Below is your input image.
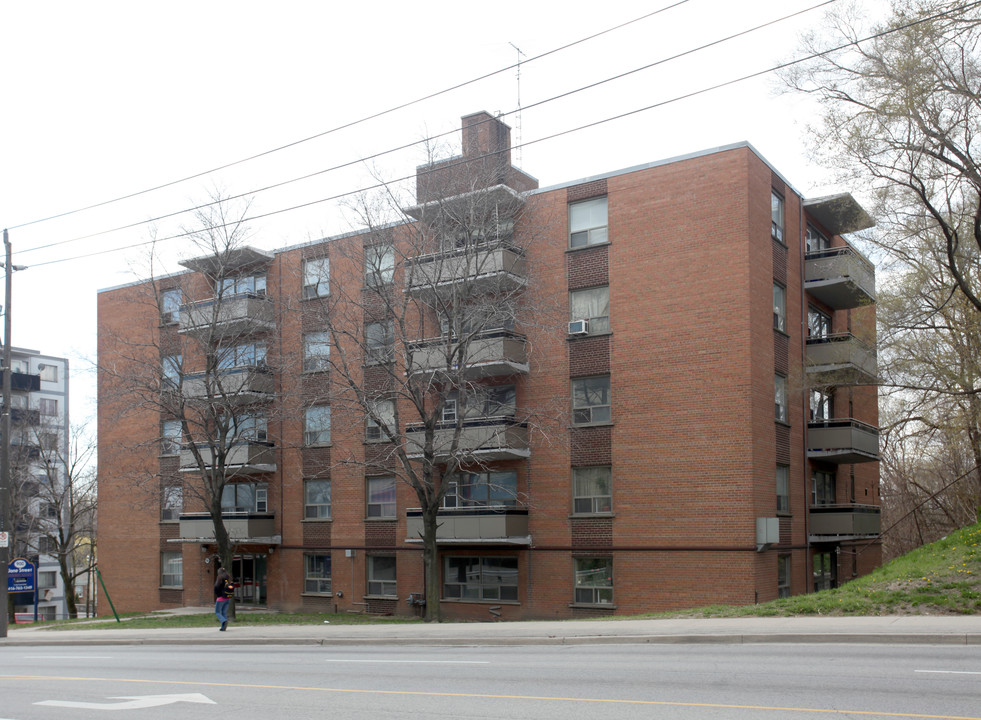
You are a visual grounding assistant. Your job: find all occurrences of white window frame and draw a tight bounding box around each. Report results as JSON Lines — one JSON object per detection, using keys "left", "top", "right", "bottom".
{"left": 778, "top": 555, "right": 791, "bottom": 598}
{"left": 569, "top": 197, "right": 609, "bottom": 248}
{"left": 162, "top": 484, "right": 183, "bottom": 521}
{"left": 574, "top": 557, "right": 613, "bottom": 605}
{"left": 775, "top": 374, "right": 788, "bottom": 423}
{"left": 771, "top": 191, "right": 785, "bottom": 243}
{"left": 776, "top": 464, "right": 789, "bottom": 514}
{"left": 366, "top": 399, "right": 395, "bottom": 442}
{"left": 303, "top": 332, "right": 330, "bottom": 372}
{"left": 367, "top": 476, "right": 396, "bottom": 518}
{"left": 161, "top": 551, "right": 183, "bottom": 588}
{"left": 302, "top": 257, "right": 330, "bottom": 299}
{"left": 572, "top": 376, "right": 611, "bottom": 425}
{"left": 570, "top": 286, "right": 610, "bottom": 334}
{"left": 367, "top": 555, "right": 397, "bottom": 596}
{"left": 773, "top": 283, "right": 786, "bottom": 333}
{"left": 365, "top": 320, "right": 394, "bottom": 363}
{"left": 573, "top": 466, "right": 612, "bottom": 514}
{"left": 304, "top": 479, "right": 331, "bottom": 519}
{"left": 304, "top": 406, "right": 331, "bottom": 446}
{"left": 160, "top": 288, "right": 182, "bottom": 324}
{"left": 304, "top": 553, "right": 332, "bottom": 594}
{"left": 364, "top": 244, "right": 395, "bottom": 287}
{"left": 443, "top": 556, "right": 518, "bottom": 601}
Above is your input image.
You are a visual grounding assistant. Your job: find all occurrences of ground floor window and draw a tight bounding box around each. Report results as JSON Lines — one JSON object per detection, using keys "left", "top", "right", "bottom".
{"left": 574, "top": 557, "right": 613, "bottom": 605}
{"left": 813, "top": 551, "right": 835, "bottom": 592}
{"left": 305, "top": 554, "right": 331, "bottom": 594}
{"left": 160, "top": 551, "right": 182, "bottom": 588}
{"left": 777, "top": 555, "right": 791, "bottom": 598}
{"left": 443, "top": 556, "right": 518, "bottom": 601}
{"left": 367, "top": 555, "right": 396, "bottom": 596}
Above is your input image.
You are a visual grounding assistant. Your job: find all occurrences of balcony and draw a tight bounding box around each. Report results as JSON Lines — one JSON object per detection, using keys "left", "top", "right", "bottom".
{"left": 183, "top": 367, "right": 274, "bottom": 404}
{"left": 805, "top": 247, "right": 876, "bottom": 309}
{"left": 405, "top": 506, "right": 530, "bottom": 545}
{"left": 179, "top": 293, "right": 274, "bottom": 338}
{"left": 0, "top": 370, "right": 41, "bottom": 393}
{"left": 806, "top": 333, "right": 877, "bottom": 386}
{"left": 408, "top": 330, "right": 528, "bottom": 378}
{"left": 180, "top": 441, "right": 276, "bottom": 475}
{"left": 404, "top": 417, "right": 529, "bottom": 461}
{"left": 178, "top": 512, "right": 279, "bottom": 543}
{"left": 807, "top": 419, "right": 879, "bottom": 463}
{"left": 809, "top": 504, "right": 881, "bottom": 542}
{"left": 405, "top": 243, "right": 527, "bottom": 297}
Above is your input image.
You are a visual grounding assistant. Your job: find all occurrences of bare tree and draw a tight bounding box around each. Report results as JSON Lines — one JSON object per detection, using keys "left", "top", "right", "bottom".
{"left": 99, "top": 194, "right": 285, "bottom": 616}
{"left": 306, "top": 134, "right": 560, "bottom": 621}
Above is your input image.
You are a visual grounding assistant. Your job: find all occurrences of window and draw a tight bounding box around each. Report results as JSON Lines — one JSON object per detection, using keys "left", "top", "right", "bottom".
{"left": 808, "top": 306, "right": 832, "bottom": 339}
{"left": 39, "top": 432, "right": 59, "bottom": 451}
{"left": 806, "top": 224, "right": 830, "bottom": 254}
{"left": 441, "top": 398, "right": 458, "bottom": 423}
{"left": 367, "top": 555, "right": 396, "bottom": 596}
{"left": 303, "top": 257, "right": 329, "bottom": 299}
{"left": 570, "top": 286, "right": 610, "bottom": 334}
{"left": 232, "top": 413, "right": 268, "bottom": 442}
{"left": 366, "top": 399, "right": 395, "bottom": 442}
{"left": 161, "top": 551, "right": 183, "bottom": 587}
{"left": 221, "top": 482, "right": 268, "bottom": 513}
{"left": 572, "top": 376, "right": 611, "bottom": 425}
{"left": 777, "top": 555, "right": 791, "bottom": 598}
{"left": 443, "top": 556, "right": 518, "bottom": 601}
{"left": 38, "top": 571, "right": 57, "bottom": 589}
{"left": 812, "top": 470, "right": 835, "bottom": 506}
{"left": 364, "top": 244, "right": 395, "bottom": 287}
{"left": 773, "top": 283, "right": 786, "bottom": 332}
{"left": 813, "top": 551, "right": 834, "bottom": 592}
{"left": 809, "top": 389, "right": 833, "bottom": 422}
{"left": 304, "top": 554, "right": 332, "bottom": 594}
{"left": 161, "top": 355, "right": 181, "bottom": 389}
{"left": 217, "top": 343, "right": 266, "bottom": 370}
{"left": 161, "top": 288, "right": 182, "bottom": 324}
{"left": 444, "top": 471, "right": 517, "bottom": 508}
{"left": 38, "top": 363, "right": 58, "bottom": 383}
{"left": 39, "top": 398, "right": 58, "bottom": 416}
{"left": 573, "top": 466, "right": 612, "bottom": 514}
{"left": 774, "top": 374, "right": 787, "bottom": 423}
{"left": 303, "top": 332, "right": 330, "bottom": 372}
{"left": 304, "top": 479, "right": 331, "bottom": 519}
{"left": 162, "top": 485, "right": 183, "bottom": 521}
{"left": 367, "top": 476, "right": 396, "bottom": 518}
{"left": 771, "top": 191, "right": 784, "bottom": 243}
{"left": 475, "top": 385, "right": 515, "bottom": 418}
{"left": 366, "top": 320, "right": 394, "bottom": 363}
{"left": 441, "top": 304, "right": 514, "bottom": 337}
{"left": 569, "top": 197, "right": 609, "bottom": 248}
{"left": 219, "top": 273, "right": 265, "bottom": 297}
{"left": 776, "top": 464, "right": 789, "bottom": 514}
{"left": 574, "top": 557, "right": 613, "bottom": 605}
{"left": 304, "top": 406, "right": 331, "bottom": 446}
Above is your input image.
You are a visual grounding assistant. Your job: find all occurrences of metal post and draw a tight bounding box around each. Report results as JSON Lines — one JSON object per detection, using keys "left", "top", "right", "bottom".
{"left": 1, "top": 229, "right": 13, "bottom": 638}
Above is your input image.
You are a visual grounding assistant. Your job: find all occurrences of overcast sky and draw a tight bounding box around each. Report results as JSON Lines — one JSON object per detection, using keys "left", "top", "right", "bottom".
{"left": 0, "top": 0, "right": 874, "bottom": 431}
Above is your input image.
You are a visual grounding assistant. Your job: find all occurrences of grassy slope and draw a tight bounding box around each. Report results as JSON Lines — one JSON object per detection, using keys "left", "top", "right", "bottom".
{"left": 655, "top": 520, "right": 981, "bottom": 618}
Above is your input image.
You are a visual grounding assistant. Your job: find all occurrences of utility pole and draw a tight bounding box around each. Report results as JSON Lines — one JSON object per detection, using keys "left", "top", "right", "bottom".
{"left": 1, "top": 229, "right": 13, "bottom": 638}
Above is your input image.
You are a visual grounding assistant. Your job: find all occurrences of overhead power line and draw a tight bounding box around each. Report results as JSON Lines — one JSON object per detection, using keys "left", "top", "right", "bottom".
{"left": 20, "top": 0, "right": 838, "bottom": 257}
{"left": 5, "top": 0, "right": 692, "bottom": 232}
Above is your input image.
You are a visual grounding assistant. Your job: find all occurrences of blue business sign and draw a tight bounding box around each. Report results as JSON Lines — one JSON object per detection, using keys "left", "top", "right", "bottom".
{"left": 8, "top": 558, "right": 36, "bottom": 594}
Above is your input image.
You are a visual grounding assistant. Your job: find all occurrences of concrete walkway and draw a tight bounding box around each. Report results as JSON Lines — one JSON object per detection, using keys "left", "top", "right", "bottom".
{"left": 3, "top": 613, "right": 981, "bottom": 647}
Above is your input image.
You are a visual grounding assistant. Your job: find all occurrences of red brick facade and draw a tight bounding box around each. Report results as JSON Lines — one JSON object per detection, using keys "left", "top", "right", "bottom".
{"left": 96, "top": 112, "right": 880, "bottom": 618}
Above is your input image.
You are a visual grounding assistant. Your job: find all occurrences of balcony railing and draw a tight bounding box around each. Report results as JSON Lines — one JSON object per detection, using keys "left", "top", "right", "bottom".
{"left": 180, "top": 441, "right": 276, "bottom": 475}
{"left": 806, "top": 333, "right": 877, "bottom": 386}
{"left": 179, "top": 293, "right": 274, "bottom": 338}
{"left": 178, "top": 512, "right": 278, "bottom": 542}
{"left": 407, "top": 330, "right": 528, "bottom": 378}
{"left": 404, "top": 417, "right": 529, "bottom": 461}
{"left": 405, "top": 506, "right": 530, "bottom": 545}
{"left": 807, "top": 419, "right": 879, "bottom": 463}
{"left": 405, "top": 243, "right": 527, "bottom": 296}
{"left": 805, "top": 247, "right": 876, "bottom": 309}
{"left": 183, "top": 367, "right": 274, "bottom": 403}
{"left": 0, "top": 370, "right": 41, "bottom": 393}
{"left": 809, "top": 504, "right": 881, "bottom": 541}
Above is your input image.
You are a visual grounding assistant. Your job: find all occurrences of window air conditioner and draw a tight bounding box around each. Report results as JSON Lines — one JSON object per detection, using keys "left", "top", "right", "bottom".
{"left": 568, "top": 319, "right": 589, "bottom": 335}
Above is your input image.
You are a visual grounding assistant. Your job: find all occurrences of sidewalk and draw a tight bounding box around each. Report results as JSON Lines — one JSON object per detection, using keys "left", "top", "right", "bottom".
{"left": 3, "top": 614, "right": 981, "bottom": 647}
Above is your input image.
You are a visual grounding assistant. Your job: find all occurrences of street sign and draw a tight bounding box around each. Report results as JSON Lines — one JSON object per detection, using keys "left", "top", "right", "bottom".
{"left": 0, "top": 531, "right": 8, "bottom": 548}
{"left": 7, "top": 557, "right": 35, "bottom": 593}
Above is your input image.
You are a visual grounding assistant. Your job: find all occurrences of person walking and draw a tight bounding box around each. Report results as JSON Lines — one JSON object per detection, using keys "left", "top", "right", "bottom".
{"left": 214, "top": 567, "right": 233, "bottom": 631}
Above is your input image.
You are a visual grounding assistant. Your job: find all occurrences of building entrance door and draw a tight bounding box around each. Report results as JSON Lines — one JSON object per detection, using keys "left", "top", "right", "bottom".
{"left": 232, "top": 554, "right": 267, "bottom": 605}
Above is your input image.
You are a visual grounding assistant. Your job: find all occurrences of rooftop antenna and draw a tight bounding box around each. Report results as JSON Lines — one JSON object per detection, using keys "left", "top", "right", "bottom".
{"left": 509, "top": 42, "right": 526, "bottom": 167}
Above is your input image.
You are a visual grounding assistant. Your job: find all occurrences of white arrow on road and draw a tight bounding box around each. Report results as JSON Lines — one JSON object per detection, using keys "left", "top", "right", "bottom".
{"left": 36, "top": 693, "right": 216, "bottom": 710}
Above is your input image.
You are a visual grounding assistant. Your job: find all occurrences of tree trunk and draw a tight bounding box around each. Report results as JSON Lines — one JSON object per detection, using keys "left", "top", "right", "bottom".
{"left": 422, "top": 505, "right": 441, "bottom": 623}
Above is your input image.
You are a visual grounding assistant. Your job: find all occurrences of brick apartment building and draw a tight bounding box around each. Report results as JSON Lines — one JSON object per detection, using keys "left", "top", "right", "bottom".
{"left": 96, "top": 111, "right": 880, "bottom": 620}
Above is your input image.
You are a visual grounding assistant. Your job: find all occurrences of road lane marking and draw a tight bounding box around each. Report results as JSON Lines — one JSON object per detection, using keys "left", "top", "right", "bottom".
{"left": 3, "top": 674, "right": 980, "bottom": 720}
{"left": 323, "top": 659, "right": 489, "bottom": 664}
{"left": 916, "top": 670, "right": 981, "bottom": 676}
{"left": 24, "top": 656, "right": 112, "bottom": 660}
{"left": 37, "top": 693, "right": 215, "bottom": 710}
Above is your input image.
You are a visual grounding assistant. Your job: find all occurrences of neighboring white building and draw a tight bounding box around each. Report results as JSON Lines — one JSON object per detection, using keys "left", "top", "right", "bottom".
{"left": 3, "top": 346, "right": 71, "bottom": 621}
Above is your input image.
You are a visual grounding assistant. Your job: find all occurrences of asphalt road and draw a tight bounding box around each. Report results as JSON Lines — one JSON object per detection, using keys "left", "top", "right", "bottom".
{"left": 2, "top": 642, "right": 980, "bottom": 720}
